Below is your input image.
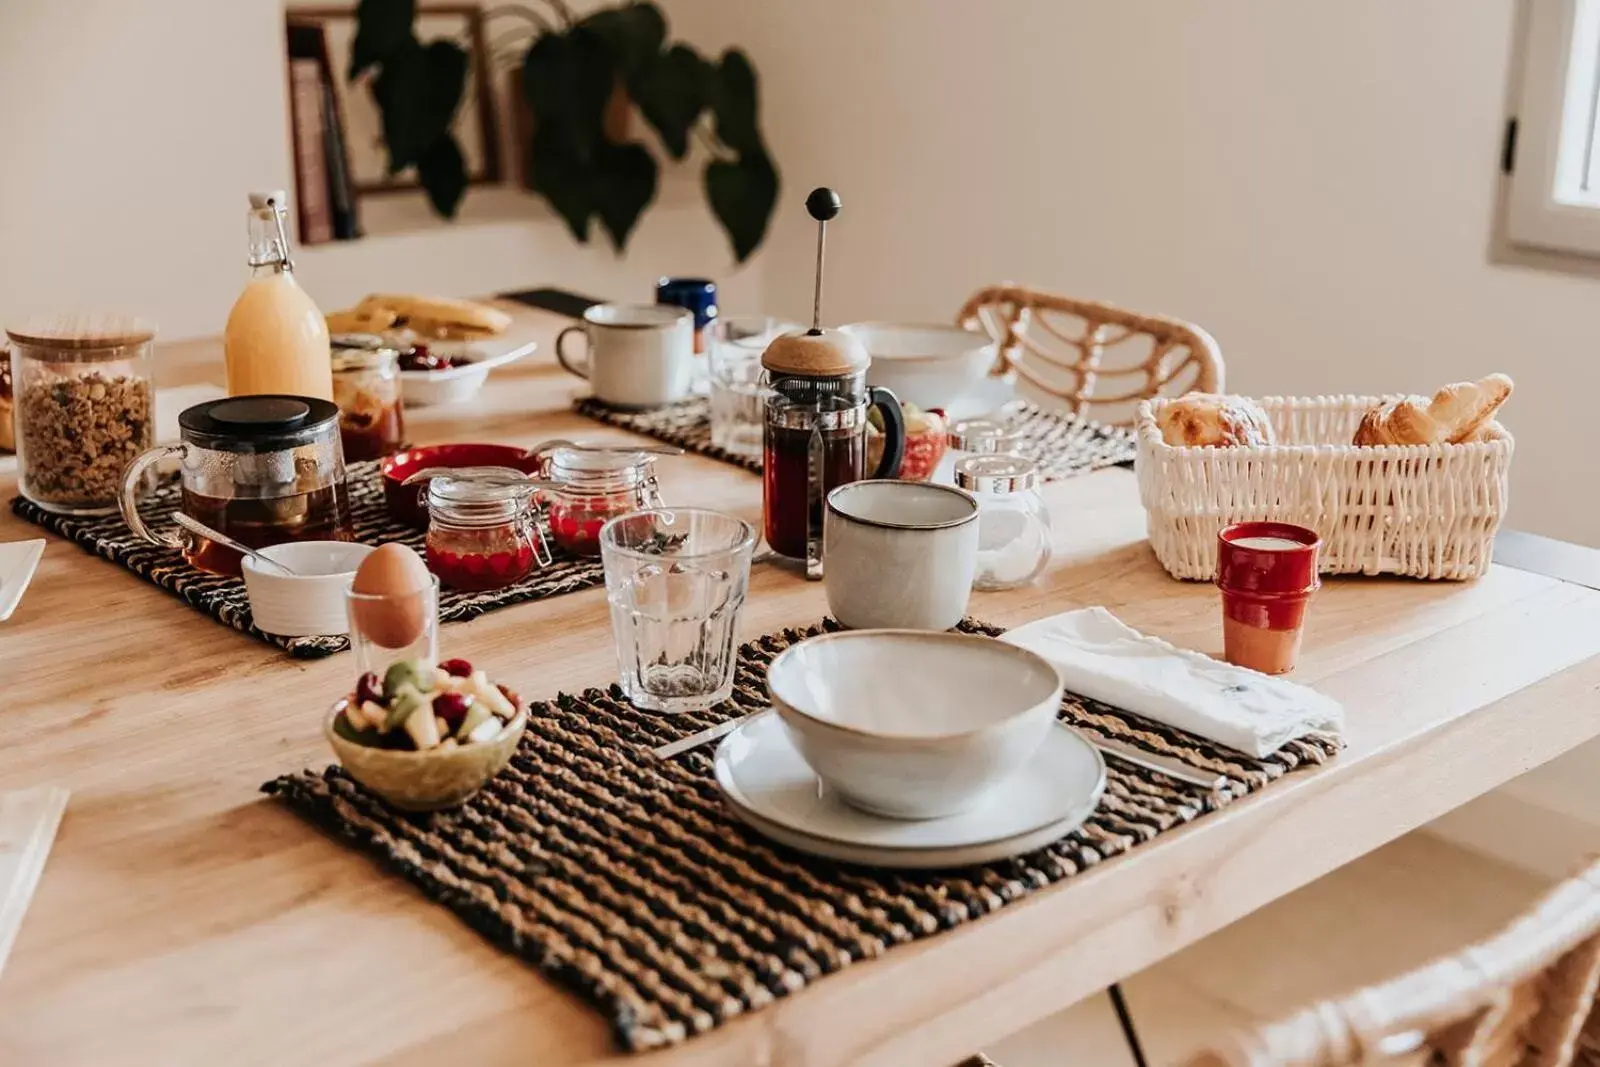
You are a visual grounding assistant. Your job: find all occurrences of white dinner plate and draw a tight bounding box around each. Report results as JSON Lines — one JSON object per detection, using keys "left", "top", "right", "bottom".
{"left": 0, "top": 539, "right": 45, "bottom": 622}
{"left": 714, "top": 712, "right": 1105, "bottom": 868}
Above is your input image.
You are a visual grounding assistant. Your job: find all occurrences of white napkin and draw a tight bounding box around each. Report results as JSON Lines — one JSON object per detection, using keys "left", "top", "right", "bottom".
{"left": 1001, "top": 607, "right": 1343, "bottom": 757}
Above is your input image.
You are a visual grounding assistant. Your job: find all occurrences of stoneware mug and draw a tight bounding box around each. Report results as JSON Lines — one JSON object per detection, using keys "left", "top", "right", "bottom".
{"left": 555, "top": 303, "right": 694, "bottom": 409}
{"left": 823, "top": 480, "right": 980, "bottom": 630}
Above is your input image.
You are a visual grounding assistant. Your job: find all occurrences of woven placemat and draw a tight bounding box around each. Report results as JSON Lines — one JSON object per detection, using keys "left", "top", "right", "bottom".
{"left": 10, "top": 461, "right": 604, "bottom": 658}
{"left": 265, "top": 618, "right": 1340, "bottom": 1052}
{"left": 575, "top": 396, "right": 1138, "bottom": 481}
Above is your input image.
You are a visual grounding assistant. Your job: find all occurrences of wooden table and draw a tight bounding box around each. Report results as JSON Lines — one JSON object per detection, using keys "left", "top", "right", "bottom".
{"left": 3, "top": 305, "right": 1599, "bottom": 1067}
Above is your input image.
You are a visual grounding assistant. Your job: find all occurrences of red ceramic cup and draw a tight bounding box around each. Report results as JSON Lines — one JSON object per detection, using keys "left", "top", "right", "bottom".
{"left": 1216, "top": 521, "right": 1321, "bottom": 675}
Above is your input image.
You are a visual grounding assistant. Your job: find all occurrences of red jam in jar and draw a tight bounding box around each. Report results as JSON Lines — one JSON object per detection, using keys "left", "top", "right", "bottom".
{"left": 537, "top": 446, "right": 664, "bottom": 557}
{"left": 422, "top": 470, "right": 547, "bottom": 591}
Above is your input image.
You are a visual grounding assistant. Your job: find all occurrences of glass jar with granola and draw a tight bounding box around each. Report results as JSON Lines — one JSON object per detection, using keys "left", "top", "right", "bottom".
{"left": 8, "top": 315, "right": 155, "bottom": 515}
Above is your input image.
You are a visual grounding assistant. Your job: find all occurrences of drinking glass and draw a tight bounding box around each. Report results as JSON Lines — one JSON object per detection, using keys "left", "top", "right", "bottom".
{"left": 708, "top": 316, "right": 792, "bottom": 457}
{"left": 600, "top": 508, "right": 756, "bottom": 713}
{"left": 345, "top": 574, "right": 440, "bottom": 675}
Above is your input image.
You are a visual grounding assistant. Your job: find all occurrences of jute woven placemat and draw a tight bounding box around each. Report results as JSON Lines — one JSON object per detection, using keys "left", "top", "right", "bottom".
{"left": 11, "top": 461, "right": 605, "bottom": 658}
{"left": 265, "top": 618, "right": 1340, "bottom": 1052}
{"left": 573, "top": 397, "right": 1138, "bottom": 481}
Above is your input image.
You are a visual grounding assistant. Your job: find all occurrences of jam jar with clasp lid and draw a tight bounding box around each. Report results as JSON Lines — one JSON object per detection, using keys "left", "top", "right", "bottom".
{"left": 416, "top": 468, "right": 553, "bottom": 591}
{"left": 530, "top": 442, "right": 667, "bottom": 557}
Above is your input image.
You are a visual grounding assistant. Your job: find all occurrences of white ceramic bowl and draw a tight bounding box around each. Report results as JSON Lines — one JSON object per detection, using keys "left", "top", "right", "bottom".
{"left": 841, "top": 322, "right": 996, "bottom": 411}
{"left": 767, "top": 630, "right": 1063, "bottom": 819}
{"left": 401, "top": 339, "right": 537, "bottom": 407}
{"left": 241, "top": 542, "right": 375, "bottom": 637}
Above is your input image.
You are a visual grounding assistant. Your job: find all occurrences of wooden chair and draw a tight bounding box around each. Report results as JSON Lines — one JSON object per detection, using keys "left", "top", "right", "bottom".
{"left": 955, "top": 283, "right": 1223, "bottom": 426}
{"left": 1187, "top": 858, "right": 1600, "bottom": 1067}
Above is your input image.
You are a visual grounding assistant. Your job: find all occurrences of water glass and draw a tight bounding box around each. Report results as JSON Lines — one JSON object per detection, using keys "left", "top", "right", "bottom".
{"left": 600, "top": 508, "right": 756, "bottom": 713}
{"left": 345, "top": 574, "right": 440, "bottom": 676}
{"left": 708, "top": 316, "right": 792, "bottom": 457}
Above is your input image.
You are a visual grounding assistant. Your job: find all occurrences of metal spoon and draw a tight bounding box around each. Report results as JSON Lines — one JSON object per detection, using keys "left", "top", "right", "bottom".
{"left": 172, "top": 514, "right": 297, "bottom": 576}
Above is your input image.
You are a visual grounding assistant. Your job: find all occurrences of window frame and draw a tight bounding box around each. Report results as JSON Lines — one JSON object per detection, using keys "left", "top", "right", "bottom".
{"left": 1506, "top": 0, "right": 1600, "bottom": 256}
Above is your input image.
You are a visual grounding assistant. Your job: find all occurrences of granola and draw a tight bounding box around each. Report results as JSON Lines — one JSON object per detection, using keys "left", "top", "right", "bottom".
{"left": 19, "top": 371, "right": 152, "bottom": 507}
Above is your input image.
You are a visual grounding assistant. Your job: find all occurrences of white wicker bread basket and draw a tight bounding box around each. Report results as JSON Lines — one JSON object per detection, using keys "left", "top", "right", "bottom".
{"left": 1136, "top": 395, "right": 1514, "bottom": 581}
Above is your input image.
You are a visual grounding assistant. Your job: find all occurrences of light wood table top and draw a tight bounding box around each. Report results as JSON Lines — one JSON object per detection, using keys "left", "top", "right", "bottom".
{"left": 3, "top": 304, "right": 1600, "bottom": 1067}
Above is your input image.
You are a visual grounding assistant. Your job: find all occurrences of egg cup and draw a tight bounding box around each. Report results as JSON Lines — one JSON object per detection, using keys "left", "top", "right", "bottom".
{"left": 344, "top": 573, "right": 440, "bottom": 675}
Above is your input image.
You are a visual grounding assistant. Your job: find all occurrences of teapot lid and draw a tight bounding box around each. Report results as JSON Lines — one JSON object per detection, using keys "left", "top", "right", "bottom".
{"left": 178, "top": 395, "right": 340, "bottom": 454}
{"left": 761, "top": 328, "right": 869, "bottom": 377}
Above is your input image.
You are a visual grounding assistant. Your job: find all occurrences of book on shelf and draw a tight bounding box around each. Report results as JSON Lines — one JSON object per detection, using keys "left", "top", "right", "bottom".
{"left": 288, "top": 57, "right": 333, "bottom": 246}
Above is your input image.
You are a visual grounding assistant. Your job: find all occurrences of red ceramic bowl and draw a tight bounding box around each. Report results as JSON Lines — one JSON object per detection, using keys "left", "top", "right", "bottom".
{"left": 381, "top": 443, "right": 545, "bottom": 528}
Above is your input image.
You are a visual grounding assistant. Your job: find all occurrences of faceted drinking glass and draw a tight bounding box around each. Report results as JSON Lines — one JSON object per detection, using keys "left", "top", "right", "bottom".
{"left": 708, "top": 316, "right": 792, "bottom": 457}
{"left": 600, "top": 508, "right": 756, "bottom": 713}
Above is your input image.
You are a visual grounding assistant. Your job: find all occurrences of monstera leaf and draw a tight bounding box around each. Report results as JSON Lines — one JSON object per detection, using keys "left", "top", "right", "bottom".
{"left": 354, "top": 1, "right": 780, "bottom": 256}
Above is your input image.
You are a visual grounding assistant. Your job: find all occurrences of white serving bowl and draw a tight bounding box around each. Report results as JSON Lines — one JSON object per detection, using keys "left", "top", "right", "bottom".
{"left": 841, "top": 322, "right": 997, "bottom": 411}
{"left": 401, "top": 339, "right": 537, "bottom": 407}
{"left": 241, "top": 541, "right": 375, "bottom": 637}
{"left": 767, "top": 630, "right": 1063, "bottom": 819}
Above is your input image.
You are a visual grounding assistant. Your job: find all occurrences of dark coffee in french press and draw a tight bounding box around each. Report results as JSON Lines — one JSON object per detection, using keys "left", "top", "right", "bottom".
{"left": 760, "top": 188, "right": 906, "bottom": 575}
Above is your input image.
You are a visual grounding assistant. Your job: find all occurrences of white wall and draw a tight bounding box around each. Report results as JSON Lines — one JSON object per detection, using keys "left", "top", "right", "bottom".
{"left": 670, "top": 0, "right": 1600, "bottom": 547}
{"left": 0, "top": 0, "right": 767, "bottom": 342}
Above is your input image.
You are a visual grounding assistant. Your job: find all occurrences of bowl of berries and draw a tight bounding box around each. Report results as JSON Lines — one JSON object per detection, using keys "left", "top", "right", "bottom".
{"left": 324, "top": 657, "right": 527, "bottom": 811}
{"left": 399, "top": 339, "right": 538, "bottom": 407}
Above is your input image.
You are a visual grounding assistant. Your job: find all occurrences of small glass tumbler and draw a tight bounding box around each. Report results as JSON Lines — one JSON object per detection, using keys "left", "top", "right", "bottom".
{"left": 708, "top": 316, "right": 790, "bottom": 458}
{"left": 600, "top": 507, "right": 756, "bottom": 713}
{"left": 345, "top": 573, "right": 441, "bottom": 676}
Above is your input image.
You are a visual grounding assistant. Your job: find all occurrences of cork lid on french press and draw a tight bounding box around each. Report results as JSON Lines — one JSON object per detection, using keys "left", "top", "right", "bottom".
{"left": 761, "top": 188, "right": 870, "bottom": 378}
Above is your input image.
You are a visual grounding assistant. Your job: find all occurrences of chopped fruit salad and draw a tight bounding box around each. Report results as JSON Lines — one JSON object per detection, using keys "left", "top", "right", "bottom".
{"left": 334, "top": 658, "right": 520, "bottom": 752}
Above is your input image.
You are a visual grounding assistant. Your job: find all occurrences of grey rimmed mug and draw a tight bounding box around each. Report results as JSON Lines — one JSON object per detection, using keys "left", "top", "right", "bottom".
{"left": 822, "top": 480, "right": 980, "bottom": 630}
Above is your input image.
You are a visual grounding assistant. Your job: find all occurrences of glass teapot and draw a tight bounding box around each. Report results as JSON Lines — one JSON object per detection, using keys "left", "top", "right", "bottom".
{"left": 119, "top": 395, "right": 352, "bottom": 576}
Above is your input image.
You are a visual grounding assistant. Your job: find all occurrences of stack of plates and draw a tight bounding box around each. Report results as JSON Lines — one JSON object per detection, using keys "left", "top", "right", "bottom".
{"left": 713, "top": 712, "right": 1106, "bottom": 869}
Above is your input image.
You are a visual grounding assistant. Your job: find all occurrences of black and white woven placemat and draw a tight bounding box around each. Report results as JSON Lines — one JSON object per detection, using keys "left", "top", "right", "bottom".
{"left": 574, "top": 396, "right": 1138, "bottom": 481}
{"left": 265, "top": 617, "right": 1340, "bottom": 1053}
{"left": 11, "top": 461, "right": 605, "bottom": 658}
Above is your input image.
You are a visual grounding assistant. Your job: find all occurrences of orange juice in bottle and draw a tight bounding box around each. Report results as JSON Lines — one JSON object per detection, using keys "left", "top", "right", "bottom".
{"left": 223, "top": 190, "right": 332, "bottom": 400}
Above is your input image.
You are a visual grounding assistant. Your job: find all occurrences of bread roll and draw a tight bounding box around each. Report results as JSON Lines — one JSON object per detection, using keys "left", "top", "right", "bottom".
{"left": 1352, "top": 374, "right": 1512, "bottom": 446}
{"left": 356, "top": 294, "right": 511, "bottom": 339}
{"left": 1157, "top": 394, "right": 1275, "bottom": 448}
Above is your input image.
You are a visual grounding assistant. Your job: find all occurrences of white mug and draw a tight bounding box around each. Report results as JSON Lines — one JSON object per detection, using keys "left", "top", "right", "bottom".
{"left": 823, "top": 480, "right": 980, "bottom": 630}
{"left": 556, "top": 303, "right": 694, "bottom": 409}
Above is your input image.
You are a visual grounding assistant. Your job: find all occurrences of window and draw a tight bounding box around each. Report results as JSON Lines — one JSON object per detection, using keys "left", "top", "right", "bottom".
{"left": 1506, "top": 0, "right": 1600, "bottom": 255}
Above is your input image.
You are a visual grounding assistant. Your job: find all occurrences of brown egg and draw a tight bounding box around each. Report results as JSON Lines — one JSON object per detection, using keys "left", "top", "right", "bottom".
{"left": 349, "top": 543, "right": 432, "bottom": 649}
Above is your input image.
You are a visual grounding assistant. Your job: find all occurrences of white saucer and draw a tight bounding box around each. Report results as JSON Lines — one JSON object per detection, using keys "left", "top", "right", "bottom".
{"left": 714, "top": 712, "right": 1105, "bottom": 868}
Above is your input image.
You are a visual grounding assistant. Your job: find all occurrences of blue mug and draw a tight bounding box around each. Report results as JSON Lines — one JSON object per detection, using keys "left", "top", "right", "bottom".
{"left": 655, "top": 277, "right": 717, "bottom": 353}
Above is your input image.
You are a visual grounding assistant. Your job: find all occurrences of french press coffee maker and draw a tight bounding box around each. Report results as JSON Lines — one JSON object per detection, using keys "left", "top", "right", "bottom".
{"left": 761, "top": 188, "right": 906, "bottom": 576}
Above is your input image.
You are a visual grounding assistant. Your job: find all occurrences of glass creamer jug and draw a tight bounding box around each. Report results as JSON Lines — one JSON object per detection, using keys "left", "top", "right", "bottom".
{"left": 119, "top": 395, "right": 352, "bottom": 576}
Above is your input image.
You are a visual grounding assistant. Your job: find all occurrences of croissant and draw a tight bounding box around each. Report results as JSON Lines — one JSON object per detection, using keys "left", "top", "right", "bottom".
{"left": 1352, "top": 374, "right": 1513, "bottom": 446}
{"left": 1157, "top": 394, "right": 1275, "bottom": 448}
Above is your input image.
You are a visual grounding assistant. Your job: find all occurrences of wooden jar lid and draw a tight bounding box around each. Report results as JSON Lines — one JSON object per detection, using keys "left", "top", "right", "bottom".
{"left": 761, "top": 328, "right": 869, "bottom": 376}
{"left": 5, "top": 313, "right": 157, "bottom": 350}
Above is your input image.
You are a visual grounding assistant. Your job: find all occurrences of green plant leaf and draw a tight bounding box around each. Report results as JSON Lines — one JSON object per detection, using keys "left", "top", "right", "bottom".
{"left": 705, "top": 143, "right": 778, "bottom": 262}
{"left": 369, "top": 37, "right": 467, "bottom": 173}
{"left": 521, "top": 30, "right": 613, "bottom": 164}
{"left": 527, "top": 126, "right": 594, "bottom": 244}
{"left": 592, "top": 142, "right": 658, "bottom": 252}
{"left": 416, "top": 134, "right": 467, "bottom": 218}
{"left": 631, "top": 44, "right": 708, "bottom": 159}
{"left": 708, "top": 48, "right": 762, "bottom": 156}
{"left": 579, "top": 2, "right": 666, "bottom": 79}
{"left": 350, "top": 0, "right": 416, "bottom": 80}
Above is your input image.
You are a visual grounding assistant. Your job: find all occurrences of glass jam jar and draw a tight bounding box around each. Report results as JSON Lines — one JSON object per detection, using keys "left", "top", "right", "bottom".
{"left": 422, "top": 470, "right": 551, "bottom": 591}
{"left": 537, "top": 445, "right": 666, "bottom": 557}
{"left": 330, "top": 335, "right": 406, "bottom": 461}
{"left": 955, "top": 454, "right": 1052, "bottom": 590}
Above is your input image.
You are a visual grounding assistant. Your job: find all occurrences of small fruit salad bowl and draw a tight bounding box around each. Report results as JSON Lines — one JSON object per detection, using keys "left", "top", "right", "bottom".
{"left": 323, "top": 657, "right": 527, "bottom": 811}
